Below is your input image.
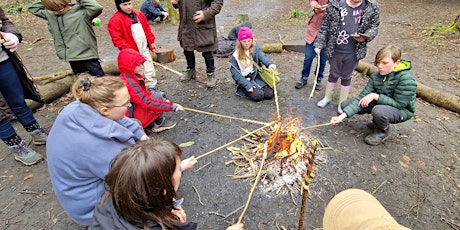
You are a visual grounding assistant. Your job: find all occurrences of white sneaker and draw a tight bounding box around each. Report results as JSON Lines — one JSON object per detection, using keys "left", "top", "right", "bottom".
{"left": 317, "top": 99, "right": 330, "bottom": 108}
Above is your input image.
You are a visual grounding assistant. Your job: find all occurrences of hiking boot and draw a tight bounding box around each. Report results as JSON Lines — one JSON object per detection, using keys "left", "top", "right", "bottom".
{"left": 180, "top": 68, "right": 196, "bottom": 81}
{"left": 295, "top": 77, "right": 308, "bottom": 89}
{"left": 9, "top": 141, "right": 43, "bottom": 166}
{"left": 30, "top": 128, "right": 48, "bottom": 145}
{"left": 364, "top": 127, "right": 390, "bottom": 145}
{"left": 151, "top": 118, "right": 176, "bottom": 133}
{"left": 315, "top": 80, "right": 323, "bottom": 90}
{"left": 206, "top": 72, "right": 217, "bottom": 88}
{"left": 366, "top": 122, "right": 378, "bottom": 130}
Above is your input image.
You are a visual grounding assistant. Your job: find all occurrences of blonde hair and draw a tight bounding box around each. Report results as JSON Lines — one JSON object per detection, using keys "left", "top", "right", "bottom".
{"left": 71, "top": 74, "right": 126, "bottom": 110}
{"left": 41, "top": 0, "right": 69, "bottom": 10}
{"left": 375, "top": 45, "right": 402, "bottom": 65}
{"left": 235, "top": 41, "right": 254, "bottom": 69}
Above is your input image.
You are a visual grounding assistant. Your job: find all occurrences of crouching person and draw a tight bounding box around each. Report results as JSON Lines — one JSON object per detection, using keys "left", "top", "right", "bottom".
{"left": 330, "top": 45, "right": 417, "bottom": 145}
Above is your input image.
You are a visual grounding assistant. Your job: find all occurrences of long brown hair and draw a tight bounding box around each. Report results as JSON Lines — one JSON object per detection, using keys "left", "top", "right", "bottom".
{"left": 235, "top": 40, "right": 254, "bottom": 69}
{"left": 104, "top": 137, "right": 182, "bottom": 229}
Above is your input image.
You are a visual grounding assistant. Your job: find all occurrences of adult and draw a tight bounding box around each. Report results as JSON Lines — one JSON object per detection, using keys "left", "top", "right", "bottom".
{"left": 171, "top": 0, "right": 223, "bottom": 88}
{"left": 0, "top": 6, "right": 47, "bottom": 165}
{"left": 47, "top": 75, "right": 148, "bottom": 225}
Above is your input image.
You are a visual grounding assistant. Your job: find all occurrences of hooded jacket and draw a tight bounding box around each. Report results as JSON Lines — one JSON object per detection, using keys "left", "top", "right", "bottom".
{"left": 91, "top": 197, "right": 198, "bottom": 230}
{"left": 108, "top": 8, "right": 155, "bottom": 52}
{"left": 46, "top": 101, "right": 145, "bottom": 225}
{"left": 118, "top": 49, "right": 177, "bottom": 128}
{"left": 173, "top": 0, "right": 223, "bottom": 52}
{"left": 28, "top": 0, "right": 102, "bottom": 61}
{"left": 343, "top": 60, "right": 417, "bottom": 121}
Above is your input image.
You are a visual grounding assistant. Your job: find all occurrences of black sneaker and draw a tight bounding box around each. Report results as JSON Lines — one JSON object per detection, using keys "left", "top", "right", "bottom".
{"left": 315, "top": 80, "right": 323, "bottom": 90}
{"left": 364, "top": 127, "right": 390, "bottom": 145}
{"left": 295, "top": 77, "right": 308, "bottom": 89}
{"left": 151, "top": 119, "right": 176, "bottom": 133}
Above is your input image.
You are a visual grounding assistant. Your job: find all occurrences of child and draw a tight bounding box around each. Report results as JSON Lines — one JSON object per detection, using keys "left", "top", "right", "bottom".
{"left": 140, "top": 0, "right": 169, "bottom": 22}
{"left": 171, "top": 0, "right": 223, "bottom": 88}
{"left": 118, "top": 48, "right": 183, "bottom": 132}
{"left": 29, "top": 0, "right": 105, "bottom": 77}
{"left": 229, "top": 27, "right": 277, "bottom": 102}
{"left": 294, "top": 0, "right": 328, "bottom": 91}
{"left": 90, "top": 137, "right": 243, "bottom": 230}
{"left": 314, "top": 0, "right": 380, "bottom": 113}
{"left": 108, "top": 0, "right": 158, "bottom": 90}
{"left": 323, "top": 189, "right": 410, "bottom": 229}
{"left": 47, "top": 75, "right": 149, "bottom": 225}
{"left": 330, "top": 45, "right": 417, "bottom": 145}
{"left": 0, "top": 6, "right": 47, "bottom": 165}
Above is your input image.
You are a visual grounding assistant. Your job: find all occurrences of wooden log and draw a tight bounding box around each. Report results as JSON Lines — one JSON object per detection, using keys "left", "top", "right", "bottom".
{"left": 356, "top": 61, "right": 460, "bottom": 114}
{"left": 26, "top": 75, "right": 77, "bottom": 110}
{"left": 155, "top": 48, "right": 175, "bottom": 63}
{"left": 260, "top": 43, "right": 283, "bottom": 53}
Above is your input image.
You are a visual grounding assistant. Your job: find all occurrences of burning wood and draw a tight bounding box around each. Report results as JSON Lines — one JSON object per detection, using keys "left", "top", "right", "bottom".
{"left": 227, "top": 117, "right": 318, "bottom": 196}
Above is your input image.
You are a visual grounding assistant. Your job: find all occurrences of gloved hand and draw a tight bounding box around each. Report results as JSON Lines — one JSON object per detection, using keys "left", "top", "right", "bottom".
{"left": 0, "top": 32, "right": 20, "bottom": 52}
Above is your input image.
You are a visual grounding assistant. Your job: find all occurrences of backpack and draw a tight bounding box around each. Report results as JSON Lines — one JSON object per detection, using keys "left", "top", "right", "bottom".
{"left": 215, "top": 36, "right": 237, "bottom": 58}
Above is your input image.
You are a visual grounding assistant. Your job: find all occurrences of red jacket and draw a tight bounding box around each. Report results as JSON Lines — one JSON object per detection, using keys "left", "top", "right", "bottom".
{"left": 108, "top": 9, "right": 155, "bottom": 52}
{"left": 118, "top": 49, "right": 175, "bottom": 128}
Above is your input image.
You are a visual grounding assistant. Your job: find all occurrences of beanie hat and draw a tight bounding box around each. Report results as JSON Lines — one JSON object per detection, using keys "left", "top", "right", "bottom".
{"left": 238, "top": 27, "right": 253, "bottom": 41}
{"left": 114, "top": 0, "right": 131, "bottom": 13}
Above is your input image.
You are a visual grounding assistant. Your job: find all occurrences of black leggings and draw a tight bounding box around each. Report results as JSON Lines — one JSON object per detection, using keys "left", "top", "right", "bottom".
{"left": 183, "top": 50, "right": 215, "bottom": 73}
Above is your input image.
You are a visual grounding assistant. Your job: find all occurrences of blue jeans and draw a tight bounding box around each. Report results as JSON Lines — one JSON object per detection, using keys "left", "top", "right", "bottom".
{"left": 301, "top": 42, "right": 326, "bottom": 80}
{"left": 0, "top": 60, "right": 37, "bottom": 139}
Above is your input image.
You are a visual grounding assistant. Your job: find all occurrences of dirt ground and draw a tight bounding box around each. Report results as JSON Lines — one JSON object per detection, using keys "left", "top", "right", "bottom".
{"left": 1, "top": 0, "right": 459, "bottom": 229}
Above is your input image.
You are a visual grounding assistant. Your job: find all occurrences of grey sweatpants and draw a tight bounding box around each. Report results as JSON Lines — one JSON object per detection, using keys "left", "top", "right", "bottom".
{"left": 341, "top": 100, "right": 403, "bottom": 129}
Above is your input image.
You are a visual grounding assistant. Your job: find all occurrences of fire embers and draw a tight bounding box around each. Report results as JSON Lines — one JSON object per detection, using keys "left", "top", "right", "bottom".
{"left": 227, "top": 118, "right": 318, "bottom": 197}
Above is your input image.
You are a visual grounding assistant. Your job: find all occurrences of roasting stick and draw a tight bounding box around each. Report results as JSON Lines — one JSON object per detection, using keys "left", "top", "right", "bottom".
{"left": 184, "top": 107, "right": 270, "bottom": 126}
{"left": 237, "top": 141, "right": 268, "bottom": 224}
{"left": 298, "top": 139, "right": 318, "bottom": 229}
{"left": 272, "top": 70, "right": 281, "bottom": 120}
{"left": 308, "top": 54, "right": 321, "bottom": 102}
{"left": 300, "top": 122, "right": 332, "bottom": 130}
{"left": 195, "top": 122, "right": 274, "bottom": 160}
{"left": 152, "top": 61, "right": 184, "bottom": 76}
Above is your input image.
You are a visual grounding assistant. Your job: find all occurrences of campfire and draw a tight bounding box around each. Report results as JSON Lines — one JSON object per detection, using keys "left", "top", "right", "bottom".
{"left": 226, "top": 117, "right": 318, "bottom": 200}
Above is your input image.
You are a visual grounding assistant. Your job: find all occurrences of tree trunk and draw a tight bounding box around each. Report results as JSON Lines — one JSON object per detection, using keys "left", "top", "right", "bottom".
{"left": 356, "top": 61, "right": 460, "bottom": 114}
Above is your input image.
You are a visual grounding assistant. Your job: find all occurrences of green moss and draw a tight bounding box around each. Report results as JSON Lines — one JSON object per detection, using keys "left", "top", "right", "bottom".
{"left": 286, "top": 9, "right": 313, "bottom": 26}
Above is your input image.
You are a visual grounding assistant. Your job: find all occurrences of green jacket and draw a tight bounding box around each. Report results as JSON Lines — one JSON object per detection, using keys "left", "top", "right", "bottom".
{"left": 343, "top": 60, "right": 417, "bottom": 121}
{"left": 29, "top": 0, "right": 102, "bottom": 61}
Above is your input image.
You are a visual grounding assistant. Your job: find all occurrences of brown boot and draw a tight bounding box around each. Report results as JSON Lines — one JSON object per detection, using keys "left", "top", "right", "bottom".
{"left": 206, "top": 72, "right": 217, "bottom": 88}
{"left": 180, "top": 68, "right": 196, "bottom": 81}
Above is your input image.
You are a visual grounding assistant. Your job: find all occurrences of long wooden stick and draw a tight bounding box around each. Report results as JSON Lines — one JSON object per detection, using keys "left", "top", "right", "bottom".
{"left": 237, "top": 141, "right": 268, "bottom": 223}
{"left": 152, "top": 61, "right": 184, "bottom": 76}
{"left": 308, "top": 54, "right": 320, "bottom": 102}
{"left": 298, "top": 139, "right": 318, "bottom": 230}
{"left": 195, "top": 123, "right": 273, "bottom": 160}
{"left": 184, "top": 107, "right": 270, "bottom": 126}
{"left": 300, "top": 122, "right": 332, "bottom": 130}
{"left": 272, "top": 70, "right": 281, "bottom": 120}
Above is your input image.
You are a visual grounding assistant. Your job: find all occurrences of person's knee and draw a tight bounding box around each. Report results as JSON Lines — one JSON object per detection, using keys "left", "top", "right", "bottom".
{"left": 250, "top": 88, "right": 264, "bottom": 102}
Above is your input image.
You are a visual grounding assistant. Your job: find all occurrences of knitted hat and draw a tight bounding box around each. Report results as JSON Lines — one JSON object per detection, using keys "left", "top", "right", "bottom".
{"left": 323, "top": 189, "right": 410, "bottom": 230}
{"left": 238, "top": 27, "right": 253, "bottom": 41}
{"left": 114, "top": 0, "right": 131, "bottom": 12}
